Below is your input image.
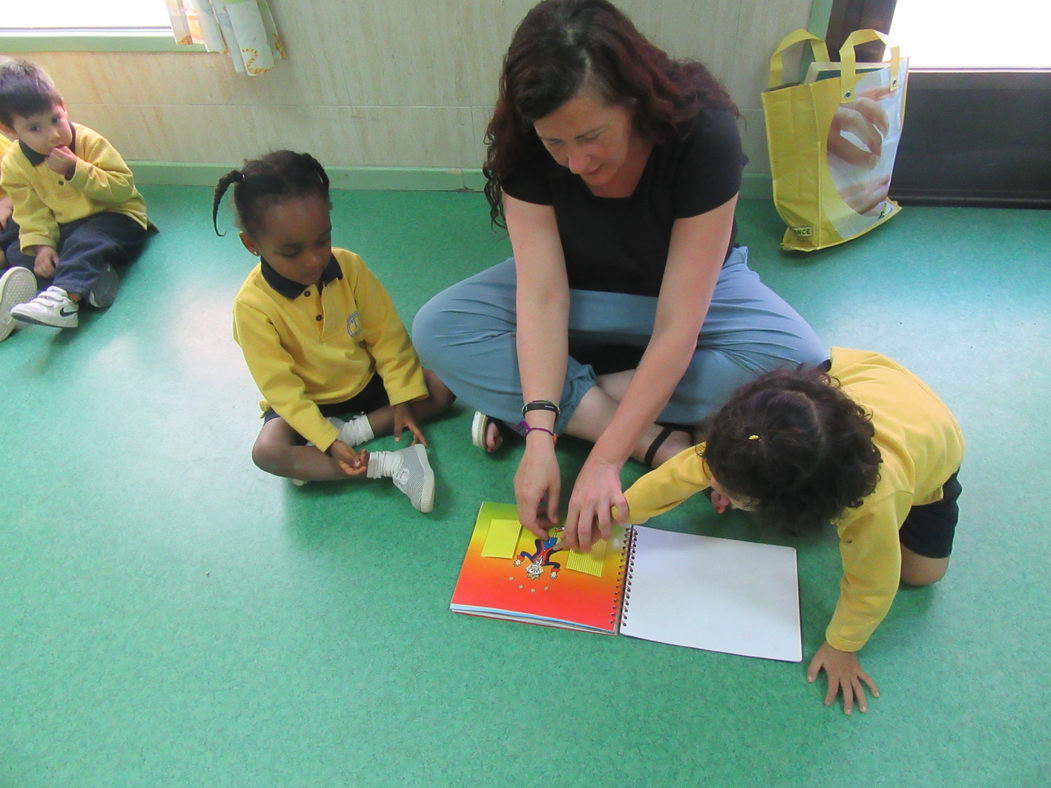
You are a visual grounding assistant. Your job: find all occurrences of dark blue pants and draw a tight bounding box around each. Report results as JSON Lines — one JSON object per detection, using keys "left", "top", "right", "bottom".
{"left": 4, "top": 212, "right": 148, "bottom": 299}
{"left": 0, "top": 218, "right": 18, "bottom": 260}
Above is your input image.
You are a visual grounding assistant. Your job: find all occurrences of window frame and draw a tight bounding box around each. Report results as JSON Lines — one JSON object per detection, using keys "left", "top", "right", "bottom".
{"left": 0, "top": 28, "right": 205, "bottom": 54}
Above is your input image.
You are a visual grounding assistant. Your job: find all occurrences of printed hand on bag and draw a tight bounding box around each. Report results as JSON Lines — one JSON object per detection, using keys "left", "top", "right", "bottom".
{"left": 827, "top": 86, "right": 893, "bottom": 214}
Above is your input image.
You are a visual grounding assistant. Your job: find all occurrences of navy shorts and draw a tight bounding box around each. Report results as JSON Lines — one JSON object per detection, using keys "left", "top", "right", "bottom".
{"left": 899, "top": 470, "right": 962, "bottom": 559}
{"left": 262, "top": 374, "right": 390, "bottom": 439}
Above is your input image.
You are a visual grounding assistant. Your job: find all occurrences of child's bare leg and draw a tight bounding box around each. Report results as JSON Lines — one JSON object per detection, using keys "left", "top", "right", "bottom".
{"left": 252, "top": 418, "right": 357, "bottom": 481}
{"left": 899, "top": 543, "right": 950, "bottom": 586}
{"left": 346, "top": 370, "right": 456, "bottom": 440}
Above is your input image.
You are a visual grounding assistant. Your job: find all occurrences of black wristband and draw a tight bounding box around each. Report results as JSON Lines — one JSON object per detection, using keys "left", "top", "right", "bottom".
{"left": 522, "top": 400, "right": 560, "bottom": 419}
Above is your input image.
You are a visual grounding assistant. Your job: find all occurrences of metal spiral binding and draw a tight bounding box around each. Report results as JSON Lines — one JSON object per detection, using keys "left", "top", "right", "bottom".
{"left": 609, "top": 526, "right": 638, "bottom": 630}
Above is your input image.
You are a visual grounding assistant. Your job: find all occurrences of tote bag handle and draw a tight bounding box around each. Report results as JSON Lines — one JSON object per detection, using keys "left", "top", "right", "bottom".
{"left": 838, "top": 29, "right": 902, "bottom": 102}
{"left": 767, "top": 29, "right": 831, "bottom": 88}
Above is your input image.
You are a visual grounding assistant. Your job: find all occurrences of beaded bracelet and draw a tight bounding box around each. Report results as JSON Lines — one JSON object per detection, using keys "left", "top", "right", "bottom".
{"left": 524, "top": 425, "right": 556, "bottom": 439}
{"left": 522, "top": 399, "right": 561, "bottom": 418}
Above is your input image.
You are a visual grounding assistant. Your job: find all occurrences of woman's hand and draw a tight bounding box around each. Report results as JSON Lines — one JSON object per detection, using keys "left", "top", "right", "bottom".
{"left": 561, "top": 455, "right": 628, "bottom": 552}
{"left": 392, "top": 402, "right": 426, "bottom": 446}
{"left": 328, "top": 439, "right": 369, "bottom": 477}
{"left": 807, "top": 641, "right": 880, "bottom": 715}
{"left": 515, "top": 435, "right": 561, "bottom": 538}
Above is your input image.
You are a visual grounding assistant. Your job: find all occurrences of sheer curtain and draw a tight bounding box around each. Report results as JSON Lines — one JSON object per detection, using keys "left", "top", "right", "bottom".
{"left": 166, "top": 0, "right": 285, "bottom": 75}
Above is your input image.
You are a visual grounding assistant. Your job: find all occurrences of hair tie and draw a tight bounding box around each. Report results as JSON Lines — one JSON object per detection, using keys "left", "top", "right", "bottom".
{"left": 748, "top": 434, "right": 760, "bottom": 441}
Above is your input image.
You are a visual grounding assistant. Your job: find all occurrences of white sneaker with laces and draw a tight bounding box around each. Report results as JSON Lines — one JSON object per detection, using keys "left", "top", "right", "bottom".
{"left": 11, "top": 285, "right": 79, "bottom": 328}
{"left": 392, "top": 444, "right": 435, "bottom": 513}
{"left": 368, "top": 444, "right": 435, "bottom": 513}
{"left": 0, "top": 267, "right": 38, "bottom": 341}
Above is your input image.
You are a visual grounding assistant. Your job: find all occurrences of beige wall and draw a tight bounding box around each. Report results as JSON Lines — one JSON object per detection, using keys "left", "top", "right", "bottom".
{"left": 7, "top": 0, "right": 811, "bottom": 174}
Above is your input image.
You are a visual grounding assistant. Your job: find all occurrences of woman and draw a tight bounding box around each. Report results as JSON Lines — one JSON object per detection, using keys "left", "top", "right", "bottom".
{"left": 413, "top": 0, "right": 825, "bottom": 548}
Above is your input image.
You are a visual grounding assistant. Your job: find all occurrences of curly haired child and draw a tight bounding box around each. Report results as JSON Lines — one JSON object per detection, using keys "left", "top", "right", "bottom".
{"left": 606, "top": 348, "right": 964, "bottom": 714}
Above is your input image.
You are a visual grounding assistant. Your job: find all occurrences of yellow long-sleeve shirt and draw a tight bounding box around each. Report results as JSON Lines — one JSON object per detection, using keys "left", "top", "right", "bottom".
{"left": 0, "top": 135, "right": 11, "bottom": 200}
{"left": 0, "top": 122, "right": 148, "bottom": 251}
{"left": 232, "top": 247, "right": 429, "bottom": 450}
{"left": 623, "top": 347, "right": 965, "bottom": 652}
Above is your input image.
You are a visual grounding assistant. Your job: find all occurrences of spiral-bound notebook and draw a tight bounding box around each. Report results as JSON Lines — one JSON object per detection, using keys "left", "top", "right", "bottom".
{"left": 450, "top": 502, "right": 802, "bottom": 662}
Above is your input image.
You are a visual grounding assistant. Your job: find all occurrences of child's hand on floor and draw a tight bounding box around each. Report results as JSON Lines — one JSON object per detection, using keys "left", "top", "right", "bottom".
{"left": 329, "top": 440, "right": 369, "bottom": 477}
{"left": 46, "top": 145, "right": 78, "bottom": 179}
{"left": 33, "top": 245, "right": 59, "bottom": 277}
{"left": 807, "top": 641, "right": 880, "bottom": 715}
{"left": 0, "top": 195, "right": 12, "bottom": 229}
{"left": 392, "top": 403, "right": 427, "bottom": 446}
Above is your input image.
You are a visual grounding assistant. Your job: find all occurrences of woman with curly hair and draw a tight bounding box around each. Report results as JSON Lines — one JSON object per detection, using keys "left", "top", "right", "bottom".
{"left": 412, "top": 0, "right": 824, "bottom": 542}
{"left": 621, "top": 348, "right": 965, "bottom": 715}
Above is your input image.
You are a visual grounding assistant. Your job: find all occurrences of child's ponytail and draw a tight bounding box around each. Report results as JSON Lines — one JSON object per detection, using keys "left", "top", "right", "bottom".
{"left": 212, "top": 168, "right": 245, "bottom": 236}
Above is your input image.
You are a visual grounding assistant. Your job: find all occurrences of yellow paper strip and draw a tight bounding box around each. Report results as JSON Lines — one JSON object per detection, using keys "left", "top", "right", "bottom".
{"left": 565, "top": 540, "right": 607, "bottom": 576}
{"left": 482, "top": 519, "right": 522, "bottom": 558}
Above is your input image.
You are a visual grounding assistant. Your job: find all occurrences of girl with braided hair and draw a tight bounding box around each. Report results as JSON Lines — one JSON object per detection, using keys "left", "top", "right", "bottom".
{"left": 215, "top": 150, "right": 453, "bottom": 511}
{"left": 620, "top": 348, "right": 965, "bottom": 715}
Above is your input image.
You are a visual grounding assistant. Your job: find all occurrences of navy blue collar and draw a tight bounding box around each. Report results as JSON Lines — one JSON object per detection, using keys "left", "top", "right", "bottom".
{"left": 260, "top": 254, "right": 343, "bottom": 299}
{"left": 20, "top": 124, "right": 76, "bottom": 167}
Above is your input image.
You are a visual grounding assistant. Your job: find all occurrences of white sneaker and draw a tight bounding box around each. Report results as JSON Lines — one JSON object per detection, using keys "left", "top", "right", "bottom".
{"left": 0, "top": 267, "right": 38, "bottom": 341}
{"left": 11, "top": 285, "right": 79, "bottom": 328}
{"left": 390, "top": 444, "right": 435, "bottom": 513}
{"left": 87, "top": 262, "right": 119, "bottom": 308}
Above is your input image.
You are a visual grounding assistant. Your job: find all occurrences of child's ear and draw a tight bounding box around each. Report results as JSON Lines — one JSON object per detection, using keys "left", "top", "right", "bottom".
{"left": 239, "top": 232, "right": 260, "bottom": 256}
{"left": 0, "top": 123, "right": 16, "bottom": 140}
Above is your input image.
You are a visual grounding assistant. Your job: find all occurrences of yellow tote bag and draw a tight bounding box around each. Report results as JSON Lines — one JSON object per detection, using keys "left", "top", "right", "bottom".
{"left": 762, "top": 29, "right": 909, "bottom": 252}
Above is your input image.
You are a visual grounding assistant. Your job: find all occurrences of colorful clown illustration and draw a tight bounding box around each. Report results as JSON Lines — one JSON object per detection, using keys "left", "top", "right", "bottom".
{"left": 514, "top": 528, "right": 565, "bottom": 580}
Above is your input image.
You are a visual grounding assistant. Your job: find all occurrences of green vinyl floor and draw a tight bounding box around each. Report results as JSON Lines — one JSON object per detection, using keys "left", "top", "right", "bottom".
{"left": 1, "top": 187, "right": 1049, "bottom": 786}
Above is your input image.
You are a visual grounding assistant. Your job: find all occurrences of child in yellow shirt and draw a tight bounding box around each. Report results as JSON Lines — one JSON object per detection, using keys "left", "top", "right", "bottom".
{"left": 0, "top": 129, "right": 39, "bottom": 342}
{"left": 0, "top": 59, "right": 149, "bottom": 330}
{"left": 216, "top": 150, "right": 454, "bottom": 512}
{"left": 600, "top": 349, "right": 964, "bottom": 715}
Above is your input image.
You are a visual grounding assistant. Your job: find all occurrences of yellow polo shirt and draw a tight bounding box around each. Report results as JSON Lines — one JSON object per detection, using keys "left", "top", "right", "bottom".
{"left": 0, "top": 122, "right": 148, "bottom": 250}
{"left": 233, "top": 247, "right": 429, "bottom": 450}
{"left": 0, "top": 134, "right": 11, "bottom": 200}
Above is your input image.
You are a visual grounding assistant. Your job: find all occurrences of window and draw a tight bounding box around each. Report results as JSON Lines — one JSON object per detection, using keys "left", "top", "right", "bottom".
{"left": 890, "top": 0, "right": 1051, "bottom": 69}
{"left": 0, "top": 0, "right": 201, "bottom": 52}
{"left": 824, "top": 0, "right": 1051, "bottom": 207}
{"left": 4, "top": 1, "right": 171, "bottom": 31}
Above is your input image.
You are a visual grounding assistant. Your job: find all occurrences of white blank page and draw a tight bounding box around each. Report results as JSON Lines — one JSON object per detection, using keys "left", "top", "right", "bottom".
{"left": 619, "top": 526, "right": 801, "bottom": 662}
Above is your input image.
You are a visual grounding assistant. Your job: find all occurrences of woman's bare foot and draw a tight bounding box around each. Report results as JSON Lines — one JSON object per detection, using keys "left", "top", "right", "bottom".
{"left": 486, "top": 420, "right": 503, "bottom": 452}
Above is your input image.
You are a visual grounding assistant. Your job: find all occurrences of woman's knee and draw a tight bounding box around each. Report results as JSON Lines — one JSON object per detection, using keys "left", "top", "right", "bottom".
{"left": 411, "top": 291, "right": 459, "bottom": 366}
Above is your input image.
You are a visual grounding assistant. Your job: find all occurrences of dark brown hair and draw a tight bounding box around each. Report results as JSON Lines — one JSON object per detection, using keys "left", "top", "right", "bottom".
{"left": 212, "top": 150, "right": 330, "bottom": 237}
{"left": 483, "top": 0, "right": 737, "bottom": 226}
{"left": 702, "top": 366, "right": 882, "bottom": 535}
{"left": 0, "top": 59, "right": 63, "bottom": 128}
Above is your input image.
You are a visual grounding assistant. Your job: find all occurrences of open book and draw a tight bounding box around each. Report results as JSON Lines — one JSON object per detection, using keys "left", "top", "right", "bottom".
{"left": 450, "top": 503, "right": 802, "bottom": 662}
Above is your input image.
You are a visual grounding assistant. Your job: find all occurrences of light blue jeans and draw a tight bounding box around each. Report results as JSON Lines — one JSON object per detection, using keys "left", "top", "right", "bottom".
{"left": 412, "top": 246, "right": 826, "bottom": 432}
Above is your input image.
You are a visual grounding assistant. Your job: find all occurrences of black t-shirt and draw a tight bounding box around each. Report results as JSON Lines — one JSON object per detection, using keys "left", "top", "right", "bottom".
{"left": 503, "top": 107, "right": 745, "bottom": 296}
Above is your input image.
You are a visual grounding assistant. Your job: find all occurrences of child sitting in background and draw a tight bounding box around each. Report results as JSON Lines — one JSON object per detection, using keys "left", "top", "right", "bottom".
{"left": 0, "top": 119, "right": 14, "bottom": 261}
{"left": 0, "top": 59, "right": 150, "bottom": 330}
{"left": 0, "top": 127, "right": 38, "bottom": 341}
{"left": 613, "top": 348, "right": 965, "bottom": 715}
{"left": 215, "top": 150, "right": 454, "bottom": 512}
